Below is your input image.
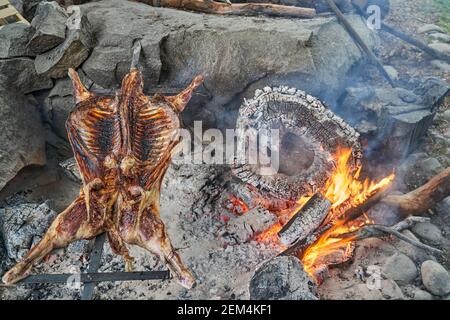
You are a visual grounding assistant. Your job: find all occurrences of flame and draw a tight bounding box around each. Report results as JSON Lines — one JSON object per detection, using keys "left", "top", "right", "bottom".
{"left": 301, "top": 147, "right": 395, "bottom": 279}
{"left": 256, "top": 146, "right": 395, "bottom": 281}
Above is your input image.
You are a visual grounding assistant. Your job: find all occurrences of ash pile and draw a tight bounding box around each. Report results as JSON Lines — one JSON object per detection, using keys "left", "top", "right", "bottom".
{"left": 0, "top": 0, "right": 450, "bottom": 300}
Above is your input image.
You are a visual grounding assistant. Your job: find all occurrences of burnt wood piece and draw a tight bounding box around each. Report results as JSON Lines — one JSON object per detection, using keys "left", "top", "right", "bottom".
{"left": 280, "top": 222, "right": 333, "bottom": 258}
{"left": 278, "top": 194, "right": 331, "bottom": 246}
{"left": 133, "top": 0, "right": 316, "bottom": 18}
{"left": 382, "top": 167, "right": 450, "bottom": 217}
{"left": 2, "top": 51, "right": 204, "bottom": 289}
{"left": 234, "top": 86, "right": 362, "bottom": 200}
{"left": 226, "top": 207, "right": 278, "bottom": 242}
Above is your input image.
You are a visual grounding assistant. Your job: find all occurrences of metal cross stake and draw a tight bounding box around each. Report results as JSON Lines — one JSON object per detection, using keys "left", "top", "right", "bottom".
{"left": 14, "top": 233, "right": 171, "bottom": 300}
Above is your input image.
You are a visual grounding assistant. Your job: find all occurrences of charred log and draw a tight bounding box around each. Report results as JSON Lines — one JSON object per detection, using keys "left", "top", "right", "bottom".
{"left": 234, "top": 86, "right": 362, "bottom": 200}
{"left": 278, "top": 194, "right": 331, "bottom": 246}
{"left": 133, "top": 0, "right": 316, "bottom": 18}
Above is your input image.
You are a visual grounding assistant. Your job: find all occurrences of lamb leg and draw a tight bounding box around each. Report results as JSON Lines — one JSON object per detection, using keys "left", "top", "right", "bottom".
{"left": 2, "top": 196, "right": 105, "bottom": 285}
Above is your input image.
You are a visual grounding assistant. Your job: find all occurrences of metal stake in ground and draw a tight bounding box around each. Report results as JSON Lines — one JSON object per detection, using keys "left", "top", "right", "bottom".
{"left": 325, "top": 0, "right": 395, "bottom": 87}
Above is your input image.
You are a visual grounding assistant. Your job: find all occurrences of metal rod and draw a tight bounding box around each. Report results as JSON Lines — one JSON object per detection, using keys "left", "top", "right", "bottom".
{"left": 325, "top": 0, "right": 395, "bottom": 87}
{"left": 81, "top": 233, "right": 107, "bottom": 300}
{"left": 16, "top": 271, "right": 171, "bottom": 285}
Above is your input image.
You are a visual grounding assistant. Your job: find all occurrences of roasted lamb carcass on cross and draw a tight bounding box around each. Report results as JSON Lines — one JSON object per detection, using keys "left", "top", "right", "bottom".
{"left": 2, "top": 67, "right": 203, "bottom": 289}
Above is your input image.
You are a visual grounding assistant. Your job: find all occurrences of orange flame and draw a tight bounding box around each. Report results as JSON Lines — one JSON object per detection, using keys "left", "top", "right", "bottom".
{"left": 301, "top": 147, "right": 394, "bottom": 279}
{"left": 256, "top": 146, "right": 395, "bottom": 281}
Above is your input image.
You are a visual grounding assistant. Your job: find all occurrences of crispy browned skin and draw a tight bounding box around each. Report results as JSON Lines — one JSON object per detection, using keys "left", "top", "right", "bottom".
{"left": 2, "top": 68, "right": 203, "bottom": 289}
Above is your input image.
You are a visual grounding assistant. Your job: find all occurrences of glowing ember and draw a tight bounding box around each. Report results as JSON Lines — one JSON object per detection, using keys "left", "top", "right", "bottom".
{"left": 224, "top": 195, "right": 250, "bottom": 216}
{"left": 257, "top": 146, "right": 395, "bottom": 281}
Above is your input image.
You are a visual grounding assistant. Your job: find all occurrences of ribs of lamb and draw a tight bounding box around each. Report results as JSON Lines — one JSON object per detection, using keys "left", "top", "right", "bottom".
{"left": 2, "top": 67, "right": 203, "bottom": 289}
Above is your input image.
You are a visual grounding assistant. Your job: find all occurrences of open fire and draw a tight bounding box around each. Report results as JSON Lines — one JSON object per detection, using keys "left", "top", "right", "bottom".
{"left": 256, "top": 147, "right": 395, "bottom": 281}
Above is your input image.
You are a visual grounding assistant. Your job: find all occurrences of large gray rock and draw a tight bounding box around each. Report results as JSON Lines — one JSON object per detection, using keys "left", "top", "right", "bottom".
{"left": 0, "top": 90, "right": 46, "bottom": 191}
{"left": 417, "top": 24, "right": 444, "bottom": 34}
{"left": 428, "top": 42, "right": 450, "bottom": 55}
{"left": 0, "top": 202, "right": 56, "bottom": 261}
{"left": 28, "top": 1, "right": 68, "bottom": 54}
{"left": 421, "top": 260, "right": 450, "bottom": 296}
{"left": 0, "top": 57, "right": 53, "bottom": 94}
{"left": 43, "top": 69, "right": 93, "bottom": 137}
{"left": 79, "top": 0, "right": 378, "bottom": 128}
{"left": 382, "top": 253, "right": 418, "bottom": 285}
{"left": 34, "top": 11, "right": 93, "bottom": 78}
{"left": 249, "top": 256, "right": 317, "bottom": 300}
{"left": 0, "top": 23, "right": 34, "bottom": 58}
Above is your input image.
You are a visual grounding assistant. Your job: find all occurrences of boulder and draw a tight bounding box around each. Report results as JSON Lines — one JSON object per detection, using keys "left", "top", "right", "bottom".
{"left": 431, "top": 60, "right": 450, "bottom": 73}
{"left": 421, "top": 260, "right": 450, "bottom": 296}
{"left": 0, "top": 23, "right": 34, "bottom": 58}
{"left": 0, "top": 57, "right": 53, "bottom": 94}
{"left": 0, "top": 202, "right": 56, "bottom": 261}
{"left": 429, "top": 32, "right": 450, "bottom": 43}
{"left": 34, "top": 11, "right": 93, "bottom": 78}
{"left": 79, "top": 0, "right": 378, "bottom": 128}
{"left": 249, "top": 256, "right": 317, "bottom": 300}
{"left": 412, "top": 288, "right": 434, "bottom": 300}
{"left": 28, "top": 1, "right": 68, "bottom": 54}
{"left": 0, "top": 89, "right": 46, "bottom": 191}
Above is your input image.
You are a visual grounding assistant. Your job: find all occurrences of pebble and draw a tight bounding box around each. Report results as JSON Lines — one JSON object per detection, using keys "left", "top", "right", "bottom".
{"left": 443, "top": 110, "right": 450, "bottom": 123}
{"left": 382, "top": 253, "right": 418, "bottom": 285}
{"left": 411, "top": 222, "right": 443, "bottom": 245}
{"left": 412, "top": 289, "right": 434, "bottom": 300}
{"left": 418, "top": 24, "right": 444, "bottom": 34}
{"left": 429, "top": 32, "right": 450, "bottom": 43}
{"left": 421, "top": 260, "right": 450, "bottom": 296}
{"left": 429, "top": 42, "right": 450, "bottom": 55}
{"left": 431, "top": 60, "right": 450, "bottom": 73}
{"left": 384, "top": 65, "right": 399, "bottom": 81}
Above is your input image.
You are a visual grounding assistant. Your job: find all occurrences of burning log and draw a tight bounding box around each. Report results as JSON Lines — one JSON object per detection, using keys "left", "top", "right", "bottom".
{"left": 278, "top": 194, "right": 331, "bottom": 246}
{"left": 133, "top": 0, "right": 316, "bottom": 18}
{"left": 234, "top": 86, "right": 362, "bottom": 201}
{"left": 381, "top": 167, "right": 450, "bottom": 217}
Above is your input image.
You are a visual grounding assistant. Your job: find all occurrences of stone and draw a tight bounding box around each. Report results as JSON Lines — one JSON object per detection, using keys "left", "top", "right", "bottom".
{"left": 443, "top": 110, "right": 450, "bottom": 122}
{"left": 379, "top": 279, "right": 405, "bottom": 300}
{"left": 0, "top": 23, "right": 34, "bottom": 58}
{"left": 436, "top": 196, "right": 450, "bottom": 216}
{"left": 412, "top": 289, "right": 434, "bottom": 300}
{"left": 43, "top": 70, "right": 93, "bottom": 137}
{"left": 378, "top": 104, "right": 436, "bottom": 158}
{"left": 417, "top": 24, "right": 444, "bottom": 34}
{"left": 0, "top": 202, "right": 56, "bottom": 261}
{"left": 421, "top": 260, "right": 450, "bottom": 296}
{"left": 0, "top": 89, "right": 46, "bottom": 191}
{"left": 403, "top": 156, "right": 444, "bottom": 189}
{"left": 34, "top": 12, "right": 93, "bottom": 78}
{"left": 28, "top": 1, "right": 68, "bottom": 54}
{"left": 384, "top": 65, "right": 399, "bottom": 81}
{"left": 414, "top": 77, "right": 450, "bottom": 110}
{"left": 0, "top": 57, "right": 53, "bottom": 94}
{"left": 431, "top": 60, "right": 450, "bottom": 73}
{"left": 382, "top": 253, "right": 418, "bottom": 285}
{"left": 411, "top": 222, "right": 443, "bottom": 245}
{"left": 79, "top": 0, "right": 378, "bottom": 128}
{"left": 9, "top": 0, "right": 24, "bottom": 14}
{"left": 428, "top": 42, "right": 450, "bottom": 55}
{"left": 429, "top": 32, "right": 450, "bottom": 43}
{"left": 249, "top": 256, "right": 317, "bottom": 300}
{"left": 396, "top": 230, "right": 436, "bottom": 264}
